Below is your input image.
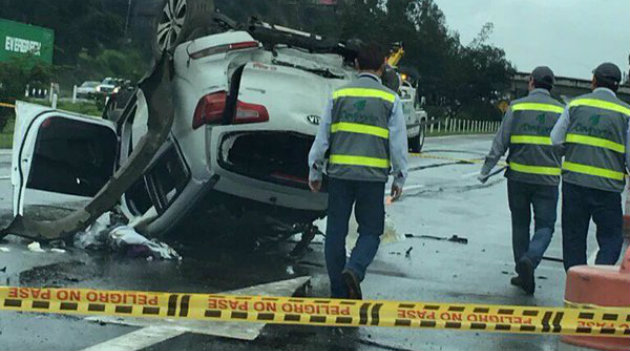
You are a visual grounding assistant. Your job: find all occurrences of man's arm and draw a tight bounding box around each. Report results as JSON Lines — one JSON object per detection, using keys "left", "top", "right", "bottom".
{"left": 551, "top": 106, "right": 570, "bottom": 145}
{"left": 626, "top": 118, "right": 630, "bottom": 171}
{"left": 388, "top": 97, "right": 409, "bottom": 189}
{"left": 308, "top": 99, "right": 333, "bottom": 182}
{"left": 480, "top": 109, "right": 513, "bottom": 177}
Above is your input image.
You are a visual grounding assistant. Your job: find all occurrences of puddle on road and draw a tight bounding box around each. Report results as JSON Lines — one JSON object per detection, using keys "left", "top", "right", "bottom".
{"left": 13, "top": 238, "right": 319, "bottom": 295}
{"left": 19, "top": 260, "right": 93, "bottom": 287}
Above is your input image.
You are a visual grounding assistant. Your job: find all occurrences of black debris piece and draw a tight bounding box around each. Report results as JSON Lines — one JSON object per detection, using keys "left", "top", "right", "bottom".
{"left": 404, "top": 233, "right": 468, "bottom": 245}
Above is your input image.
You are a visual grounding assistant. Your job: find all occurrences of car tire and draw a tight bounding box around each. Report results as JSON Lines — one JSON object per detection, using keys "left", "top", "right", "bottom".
{"left": 408, "top": 123, "right": 426, "bottom": 153}
{"left": 150, "top": 0, "right": 215, "bottom": 61}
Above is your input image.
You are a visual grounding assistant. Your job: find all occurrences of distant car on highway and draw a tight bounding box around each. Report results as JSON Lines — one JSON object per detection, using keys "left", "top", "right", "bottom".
{"left": 76, "top": 81, "right": 100, "bottom": 99}
{"left": 96, "top": 77, "right": 120, "bottom": 95}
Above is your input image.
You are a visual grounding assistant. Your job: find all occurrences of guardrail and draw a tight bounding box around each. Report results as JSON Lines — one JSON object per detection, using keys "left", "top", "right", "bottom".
{"left": 425, "top": 117, "right": 500, "bottom": 135}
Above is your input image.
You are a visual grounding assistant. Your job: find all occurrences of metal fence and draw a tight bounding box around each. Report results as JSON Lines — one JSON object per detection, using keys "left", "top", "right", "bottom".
{"left": 427, "top": 117, "right": 501, "bottom": 135}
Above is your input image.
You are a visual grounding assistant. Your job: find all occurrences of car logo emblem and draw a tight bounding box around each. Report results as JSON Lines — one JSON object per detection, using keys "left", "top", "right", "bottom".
{"left": 307, "top": 115, "right": 321, "bottom": 125}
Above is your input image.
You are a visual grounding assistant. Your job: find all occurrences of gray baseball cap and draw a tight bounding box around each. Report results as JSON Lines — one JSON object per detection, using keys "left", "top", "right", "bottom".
{"left": 593, "top": 62, "right": 622, "bottom": 85}
{"left": 531, "top": 66, "right": 555, "bottom": 88}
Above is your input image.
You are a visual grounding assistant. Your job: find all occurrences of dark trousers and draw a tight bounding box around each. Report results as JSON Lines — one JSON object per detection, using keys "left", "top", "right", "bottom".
{"left": 325, "top": 178, "right": 385, "bottom": 298}
{"left": 507, "top": 180, "right": 559, "bottom": 270}
{"left": 562, "top": 182, "right": 623, "bottom": 271}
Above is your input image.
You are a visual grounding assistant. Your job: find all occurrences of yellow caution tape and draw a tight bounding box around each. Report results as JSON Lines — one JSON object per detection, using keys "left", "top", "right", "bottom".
{"left": 0, "top": 102, "right": 15, "bottom": 108}
{"left": 565, "top": 300, "right": 629, "bottom": 311}
{"left": 1, "top": 286, "right": 629, "bottom": 337}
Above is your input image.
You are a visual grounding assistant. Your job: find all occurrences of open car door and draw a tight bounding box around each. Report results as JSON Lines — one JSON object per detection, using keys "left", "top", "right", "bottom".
{"left": 2, "top": 56, "right": 174, "bottom": 242}
{"left": 11, "top": 102, "right": 118, "bottom": 223}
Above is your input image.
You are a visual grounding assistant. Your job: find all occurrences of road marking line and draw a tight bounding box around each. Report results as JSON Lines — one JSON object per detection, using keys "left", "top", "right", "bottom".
{"left": 80, "top": 326, "right": 185, "bottom": 351}
{"left": 0, "top": 175, "right": 9, "bottom": 180}
{"left": 81, "top": 277, "right": 310, "bottom": 350}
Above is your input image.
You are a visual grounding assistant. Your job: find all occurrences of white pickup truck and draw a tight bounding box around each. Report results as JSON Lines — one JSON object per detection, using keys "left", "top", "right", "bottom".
{"left": 399, "top": 81, "right": 428, "bottom": 152}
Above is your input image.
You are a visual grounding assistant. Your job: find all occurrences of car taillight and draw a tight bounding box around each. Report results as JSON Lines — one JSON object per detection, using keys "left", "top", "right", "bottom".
{"left": 234, "top": 101, "right": 269, "bottom": 124}
{"left": 192, "top": 91, "right": 227, "bottom": 129}
{"left": 192, "top": 92, "right": 269, "bottom": 129}
{"left": 189, "top": 41, "right": 260, "bottom": 60}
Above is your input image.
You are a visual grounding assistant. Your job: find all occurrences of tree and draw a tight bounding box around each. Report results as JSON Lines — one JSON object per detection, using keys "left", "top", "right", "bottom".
{"left": 0, "top": 55, "right": 53, "bottom": 130}
{"left": 0, "top": 0, "right": 124, "bottom": 64}
{"left": 0, "top": 55, "right": 52, "bottom": 103}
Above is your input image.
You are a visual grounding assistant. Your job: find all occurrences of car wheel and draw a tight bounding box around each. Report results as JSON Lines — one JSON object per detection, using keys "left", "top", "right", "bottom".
{"left": 150, "top": 0, "right": 215, "bottom": 61}
{"left": 408, "top": 123, "right": 426, "bottom": 153}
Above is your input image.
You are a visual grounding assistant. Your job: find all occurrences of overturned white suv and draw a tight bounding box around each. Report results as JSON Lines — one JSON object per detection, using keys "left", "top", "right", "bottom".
{"left": 4, "top": 1, "right": 426, "bottom": 244}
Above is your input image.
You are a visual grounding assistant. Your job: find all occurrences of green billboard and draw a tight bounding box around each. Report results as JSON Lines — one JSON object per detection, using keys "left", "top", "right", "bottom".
{"left": 0, "top": 18, "right": 54, "bottom": 64}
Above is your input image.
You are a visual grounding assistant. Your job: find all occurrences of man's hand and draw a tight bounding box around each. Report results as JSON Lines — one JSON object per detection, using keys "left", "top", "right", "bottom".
{"left": 477, "top": 173, "right": 489, "bottom": 184}
{"left": 309, "top": 180, "right": 322, "bottom": 193}
{"left": 390, "top": 184, "right": 403, "bottom": 201}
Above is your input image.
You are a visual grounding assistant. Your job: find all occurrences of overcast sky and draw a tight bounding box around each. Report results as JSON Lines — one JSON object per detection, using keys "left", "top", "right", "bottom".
{"left": 432, "top": 0, "right": 630, "bottom": 80}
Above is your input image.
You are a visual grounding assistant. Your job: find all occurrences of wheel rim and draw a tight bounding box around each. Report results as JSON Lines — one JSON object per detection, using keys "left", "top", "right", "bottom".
{"left": 156, "top": 0, "right": 187, "bottom": 52}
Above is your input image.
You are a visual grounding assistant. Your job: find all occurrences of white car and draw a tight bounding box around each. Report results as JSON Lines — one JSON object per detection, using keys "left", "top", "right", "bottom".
{"left": 76, "top": 81, "right": 100, "bottom": 99}
{"left": 96, "top": 77, "right": 119, "bottom": 95}
{"left": 5, "top": 2, "right": 424, "bottom": 244}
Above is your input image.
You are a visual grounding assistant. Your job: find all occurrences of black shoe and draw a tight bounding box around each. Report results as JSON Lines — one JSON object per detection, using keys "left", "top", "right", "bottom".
{"left": 516, "top": 257, "right": 535, "bottom": 295}
{"left": 342, "top": 269, "right": 362, "bottom": 300}
{"left": 510, "top": 275, "right": 523, "bottom": 287}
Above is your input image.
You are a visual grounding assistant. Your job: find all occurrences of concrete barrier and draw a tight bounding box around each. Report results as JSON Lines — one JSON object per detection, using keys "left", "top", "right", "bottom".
{"left": 562, "top": 246, "right": 630, "bottom": 351}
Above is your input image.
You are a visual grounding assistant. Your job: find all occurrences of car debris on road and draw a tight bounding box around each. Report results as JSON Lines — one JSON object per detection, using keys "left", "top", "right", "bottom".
{"left": 74, "top": 212, "right": 181, "bottom": 260}
{"left": 404, "top": 233, "right": 469, "bottom": 245}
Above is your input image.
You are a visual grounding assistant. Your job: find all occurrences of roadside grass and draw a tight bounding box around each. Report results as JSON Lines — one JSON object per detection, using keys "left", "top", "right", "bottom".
{"left": 58, "top": 101, "right": 102, "bottom": 117}
{"left": 0, "top": 117, "right": 14, "bottom": 149}
{"left": 28, "top": 98, "right": 102, "bottom": 117}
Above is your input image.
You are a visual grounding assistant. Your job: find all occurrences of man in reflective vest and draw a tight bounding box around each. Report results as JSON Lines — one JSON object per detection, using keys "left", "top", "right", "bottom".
{"left": 479, "top": 66, "right": 564, "bottom": 295}
{"left": 551, "top": 62, "right": 630, "bottom": 271}
{"left": 308, "top": 43, "right": 408, "bottom": 299}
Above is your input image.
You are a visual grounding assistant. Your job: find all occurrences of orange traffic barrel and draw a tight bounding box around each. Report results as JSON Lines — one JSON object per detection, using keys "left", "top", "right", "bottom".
{"left": 562, "top": 246, "right": 630, "bottom": 351}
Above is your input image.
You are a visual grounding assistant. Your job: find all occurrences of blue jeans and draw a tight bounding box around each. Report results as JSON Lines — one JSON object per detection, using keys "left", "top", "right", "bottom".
{"left": 325, "top": 178, "right": 385, "bottom": 298}
{"left": 562, "top": 182, "right": 623, "bottom": 271}
{"left": 507, "top": 180, "right": 559, "bottom": 270}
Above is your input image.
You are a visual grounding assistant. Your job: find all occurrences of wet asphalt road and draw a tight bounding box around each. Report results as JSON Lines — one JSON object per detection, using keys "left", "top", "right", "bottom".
{"left": 0, "top": 136, "right": 623, "bottom": 351}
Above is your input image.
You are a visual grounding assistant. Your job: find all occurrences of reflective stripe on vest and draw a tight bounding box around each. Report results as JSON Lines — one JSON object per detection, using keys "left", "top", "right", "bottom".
{"left": 331, "top": 122, "right": 389, "bottom": 139}
{"left": 333, "top": 88, "right": 396, "bottom": 103}
{"left": 511, "top": 103, "right": 564, "bottom": 114}
{"left": 329, "top": 154, "right": 390, "bottom": 169}
{"left": 510, "top": 135, "right": 552, "bottom": 145}
{"left": 563, "top": 161, "right": 625, "bottom": 181}
{"left": 566, "top": 133, "right": 625, "bottom": 153}
{"left": 509, "top": 161, "right": 561, "bottom": 176}
{"left": 569, "top": 98, "right": 630, "bottom": 116}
